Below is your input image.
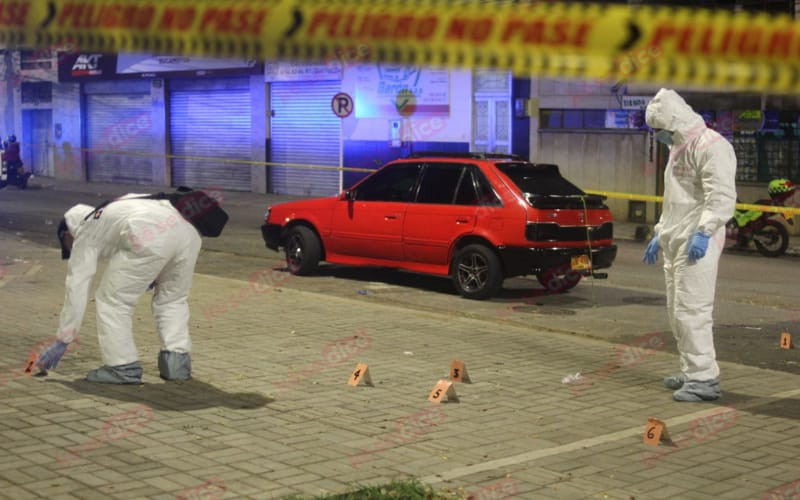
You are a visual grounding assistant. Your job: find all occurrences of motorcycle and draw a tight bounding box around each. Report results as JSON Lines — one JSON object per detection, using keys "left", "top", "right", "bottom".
{"left": 725, "top": 179, "right": 796, "bottom": 257}
{"left": 0, "top": 136, "right": 31, "bottom": 190}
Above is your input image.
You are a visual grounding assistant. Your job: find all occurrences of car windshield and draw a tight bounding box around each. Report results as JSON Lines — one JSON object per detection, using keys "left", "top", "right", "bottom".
{"left": 495, "top": 162, "right": 584, "bottom": 197}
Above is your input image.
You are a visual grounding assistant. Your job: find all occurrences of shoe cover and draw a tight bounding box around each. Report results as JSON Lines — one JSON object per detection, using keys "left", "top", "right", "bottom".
{"left": 86, "top": 361, "right": 143, "bottom": 384}
{"left": 158, "top": 350, "right": 191, "bottom": 381}
{"left": 673, "top": 379, "right": 721, "bottom": 402}
{"left": 663, "top": 373, "right": 686, "bottom": 390}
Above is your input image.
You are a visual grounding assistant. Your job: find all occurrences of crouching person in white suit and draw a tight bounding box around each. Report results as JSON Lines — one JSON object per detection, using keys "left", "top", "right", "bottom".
{"left": 37, "top": 194, "right": 202, "bottom": 384}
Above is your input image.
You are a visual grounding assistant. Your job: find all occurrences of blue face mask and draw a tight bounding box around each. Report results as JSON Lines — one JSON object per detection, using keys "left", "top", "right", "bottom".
{"left": 655, "top": 129, "right": 674, "bottom": 145}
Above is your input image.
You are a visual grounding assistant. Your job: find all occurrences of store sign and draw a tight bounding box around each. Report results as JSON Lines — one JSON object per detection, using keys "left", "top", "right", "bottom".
{"left": 734, "top": 110, "right": 764, "bottom": 132}
{"left": 264, "top": 61, "right": 341, "bottom": 82}
{"left": 117, "top": 53, "right": 260, "bottom": 77}
{"left": 622, "top": 96, "right": 652, "bottom": 110}
{"left": 59, "top": 52, "right": 260, "bottom": 82}
{"left": 59, "top": 53, "right": 118, "bottom": 81}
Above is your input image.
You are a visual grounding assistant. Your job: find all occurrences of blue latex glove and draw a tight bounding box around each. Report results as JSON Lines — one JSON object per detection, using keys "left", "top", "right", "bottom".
{"left": 643, "top": 234, "right": 660, "bottom": 265}
{"left": 36, "top": 340, "right": 69, "bottom": 371}
{"left": 688, "top": 231, "right": 711, "bottom": 263}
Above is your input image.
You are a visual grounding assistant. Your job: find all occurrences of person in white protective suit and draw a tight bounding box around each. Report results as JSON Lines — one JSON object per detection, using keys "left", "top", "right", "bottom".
{"left": 643, "top": 88, "right": 737, "bottom": 402}
{"left": 35, "top": 195, "right": 202, "bottom": 384}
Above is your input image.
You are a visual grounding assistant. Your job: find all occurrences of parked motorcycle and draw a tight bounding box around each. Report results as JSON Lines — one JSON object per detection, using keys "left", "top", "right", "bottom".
{"left": 0, "top": 135, "right": 31, "bottom": 190}
{"left": 725, "top": 179, "right": 795, "bottom": 257}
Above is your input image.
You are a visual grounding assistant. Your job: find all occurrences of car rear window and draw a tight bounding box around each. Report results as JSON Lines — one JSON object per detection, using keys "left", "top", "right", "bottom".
{"left": 495, "top": 162, "right": 584, "bottom": 196}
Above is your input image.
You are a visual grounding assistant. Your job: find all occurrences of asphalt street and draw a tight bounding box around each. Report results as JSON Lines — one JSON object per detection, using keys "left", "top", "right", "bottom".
{"left": 2, "top": 178, "right": 799, "bottom": 376}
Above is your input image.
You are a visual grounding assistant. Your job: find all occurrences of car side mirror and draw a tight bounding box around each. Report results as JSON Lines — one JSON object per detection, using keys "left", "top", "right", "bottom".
{"left": 343, "top": 189, "right": 355, "bottom": 201}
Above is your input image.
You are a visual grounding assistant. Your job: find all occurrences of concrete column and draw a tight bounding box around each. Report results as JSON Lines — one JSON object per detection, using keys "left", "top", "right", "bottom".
{"left": 250, "top": 74, "right": 267, "bottom": 193}
{"left": 52, "top": 82, "right": 83, "bottom": 180}
{"left": 529, "top": 78, "right": 539, "bottom": 161}
{"left": 150, "top": 79, "right": 168, "bottom": 186}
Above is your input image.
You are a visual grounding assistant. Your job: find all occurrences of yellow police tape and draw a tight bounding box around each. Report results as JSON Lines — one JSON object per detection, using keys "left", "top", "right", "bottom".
{"left": 44, "top": 145, "right": 800, "bottom": 217}
{"left": 57, "top": 145, "right": 375, "bottom": 173}
{"left": 6, "top": 0, "right": 800, "bottom": 93}
{"left": 584, "top": 189, "right": 800, "bottom": 217}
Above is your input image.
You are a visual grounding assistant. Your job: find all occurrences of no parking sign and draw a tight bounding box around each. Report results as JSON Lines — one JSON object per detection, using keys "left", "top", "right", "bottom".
{"left": 331, "top": 92, "right": 354, "bottom": 118}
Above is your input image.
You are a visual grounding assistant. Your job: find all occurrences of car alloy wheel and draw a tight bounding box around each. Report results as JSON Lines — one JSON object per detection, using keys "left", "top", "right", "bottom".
{"left": 285, "top": 225, "right": 321, "bottom": 275}
{"left": 451, "top": 244, "right": 503, "bottom": 300}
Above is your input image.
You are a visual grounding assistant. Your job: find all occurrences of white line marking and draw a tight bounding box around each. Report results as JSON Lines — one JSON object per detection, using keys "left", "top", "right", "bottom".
{"left": 422, "top": 387, "right": 800, "bottom": 484}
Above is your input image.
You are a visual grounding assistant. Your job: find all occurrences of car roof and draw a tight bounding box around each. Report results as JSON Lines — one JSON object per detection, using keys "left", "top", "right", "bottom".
{"left": 395, "top": 153, "right": 560, "bottom": 172}
{"left": 402, "top": 152, "right": 526, "bottom": 162}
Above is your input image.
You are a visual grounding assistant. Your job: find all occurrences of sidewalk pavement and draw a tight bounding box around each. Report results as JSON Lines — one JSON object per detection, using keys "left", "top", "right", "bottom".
{"left": 1, "top": 178, "right": 800, "bottom": 499}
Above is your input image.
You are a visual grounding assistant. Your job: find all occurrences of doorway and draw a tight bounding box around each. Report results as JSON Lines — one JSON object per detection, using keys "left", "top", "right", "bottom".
{"left": 473, "top": 98, "right": 512, "bottom": 154}
{"left": 21, "top": 109, "right": 52, "bottom": 176}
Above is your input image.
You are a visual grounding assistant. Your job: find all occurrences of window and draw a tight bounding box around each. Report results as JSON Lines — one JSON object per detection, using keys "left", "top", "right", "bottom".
{"left": 539, "top": 109, "right": 647, "bottom": 130}
{"left": 473, "top": 169, "right": 502, "bottom": 206}
{"left": 416, "top": 164, "right": 465, "bottom": 204}
{"left": 454, "top": 168, "right": 502, "bottom": 206}
{"left": 21, "top": 82, "right": 52, "bottom": 104}
{"left": 20, "top": 49, "right": 52, "bottom": 71}
{"left": 354, "top": 163, "right": 421, "bottom": 202}
{"left": 496, "top": 162, "right": 584, "bottom": 196}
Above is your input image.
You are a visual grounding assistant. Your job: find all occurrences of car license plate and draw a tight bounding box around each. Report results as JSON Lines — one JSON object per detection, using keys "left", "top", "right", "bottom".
{"left": 571, "top": 254, "right": 591, "bottom": 271}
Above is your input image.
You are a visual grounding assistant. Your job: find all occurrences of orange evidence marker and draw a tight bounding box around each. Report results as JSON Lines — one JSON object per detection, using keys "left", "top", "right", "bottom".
{"left": 643, "top": 418, "right": 672, "bottom": 446}
{"left": 24, "top": 352, "right": 38, "bottom": 376}
{"left": 428, "top": 379, "right": 459, "bottom": 404}
{"left": 450, "top": 360, "right": 472, "bottom": 383}
{"left": 347, "top": 363, "right": 373, "bottom": 387}
{"left": 780, "top": 332, "right": 792, "bottom": 350}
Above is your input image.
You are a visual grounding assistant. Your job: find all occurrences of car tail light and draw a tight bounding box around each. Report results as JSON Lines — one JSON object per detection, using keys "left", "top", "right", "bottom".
{"left": 526, "top": 222, "right": 560, "bottom": 241}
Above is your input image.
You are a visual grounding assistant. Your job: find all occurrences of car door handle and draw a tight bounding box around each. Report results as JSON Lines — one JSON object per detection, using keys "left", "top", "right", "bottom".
{"left": 455, "top": 217, "right": 471, "bottom": 224}
{"left": 385, "top": 214, "right": 399, "bottom": 220}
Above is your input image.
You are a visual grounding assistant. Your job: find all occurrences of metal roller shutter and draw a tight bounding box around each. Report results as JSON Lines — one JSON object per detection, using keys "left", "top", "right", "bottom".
{"left": 270, "top": 80, "right": 341, "bottom": 196}
{"left": 170, "top": 86, "right": 252, "bottom": 191}
{"left": 86, "top": 93, "right": 153, "bottom": 184}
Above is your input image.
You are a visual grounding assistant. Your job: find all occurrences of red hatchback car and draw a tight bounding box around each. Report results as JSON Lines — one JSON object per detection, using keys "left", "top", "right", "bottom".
{"left": 261, "top": 153, "right": 616, "bottom": 299}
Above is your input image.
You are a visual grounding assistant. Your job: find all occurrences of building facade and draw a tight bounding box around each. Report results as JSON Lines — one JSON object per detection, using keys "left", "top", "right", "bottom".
{"left": 1, "top": 0, "right": 799, "bottom": 227}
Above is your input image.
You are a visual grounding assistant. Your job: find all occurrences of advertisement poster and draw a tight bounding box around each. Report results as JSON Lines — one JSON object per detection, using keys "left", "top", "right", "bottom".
{"left": 355, "top": 64, "right": 449, "bottom": 118}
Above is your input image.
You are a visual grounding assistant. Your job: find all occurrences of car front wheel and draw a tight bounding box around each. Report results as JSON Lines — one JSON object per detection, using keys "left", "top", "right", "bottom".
{"left": 451, "top": 244, "right": 503, "bottom": 300}
{"left": 285, "top": 226, "right": 321, "bottom": 275}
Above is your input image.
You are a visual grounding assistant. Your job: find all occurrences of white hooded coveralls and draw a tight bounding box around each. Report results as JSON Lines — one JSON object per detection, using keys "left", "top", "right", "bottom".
{"left": 56, "top": 196, "right": 202, "bottom": 367}
{"left": 645, "top": 89, "right": 737, "bottom": 382}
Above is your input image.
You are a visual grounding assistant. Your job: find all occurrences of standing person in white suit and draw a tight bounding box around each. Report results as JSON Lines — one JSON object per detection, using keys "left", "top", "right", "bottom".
{"left": 36, "top": 194, "right": 203, "bottom": 384}
{"left": 643, "top": 88, "right": 737, "bottom": 402}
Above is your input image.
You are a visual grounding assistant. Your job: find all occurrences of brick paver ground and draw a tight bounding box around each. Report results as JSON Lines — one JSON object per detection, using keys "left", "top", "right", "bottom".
{"left": 2, "top": 230, "right": 800, "bottom": 500}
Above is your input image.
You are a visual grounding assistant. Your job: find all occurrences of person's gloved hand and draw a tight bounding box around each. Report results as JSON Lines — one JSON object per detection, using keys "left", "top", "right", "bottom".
{"left": 36, "top": 340, "right": 69, "bottom": 371}
{"left": 643, "top": 234, "right": 660, "bottom": 265}
{"left": 688, "top": 231, "right": 711, "bottom": 263}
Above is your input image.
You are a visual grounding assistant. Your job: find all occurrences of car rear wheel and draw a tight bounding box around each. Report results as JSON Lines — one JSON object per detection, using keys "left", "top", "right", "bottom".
{"left": 451, "top": 244, "right": 503, "bottom": 300}
{"left": 285, "top": 226, "right": 321, "bottom": 275}
{"left": 536, "top": 267, "right": 582, "bottom": 293}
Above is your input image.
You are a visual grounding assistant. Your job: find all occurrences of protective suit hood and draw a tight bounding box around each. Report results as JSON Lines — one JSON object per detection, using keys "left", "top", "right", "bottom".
{"left": 63, "top": 204, "right": 95, "bottom": 236}
{"left": 645, "top": 88, "right": 706, "bottom": 145}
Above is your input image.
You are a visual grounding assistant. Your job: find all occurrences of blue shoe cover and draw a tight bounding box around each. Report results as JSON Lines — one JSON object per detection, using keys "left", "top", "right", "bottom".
{"left": 86, "top": 362, "right": 143, "bottom": 384}
{"left": 673, "top": 379, "right": 721, "bottom": 402}
{"left": 663, "top": 373, "right": 686, "bottom": 390}
{"left": 158, "top": 350, "right": 191, "bottom": 381}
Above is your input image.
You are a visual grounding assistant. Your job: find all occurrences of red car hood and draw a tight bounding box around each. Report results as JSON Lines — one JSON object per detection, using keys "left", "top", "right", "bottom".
{"left": 268, "top": 195, "right": 340, "bottom": 226}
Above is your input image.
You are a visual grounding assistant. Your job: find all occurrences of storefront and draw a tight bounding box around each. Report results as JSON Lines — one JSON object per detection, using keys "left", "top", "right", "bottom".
{"left": 84, "top": 80, "right": 154, "bottom": 184}
{"left": 169, "top": 77, "right": 254, "bottom": 191}
{"left": 59, "top": 52, "right": 263, "bottom": 190}
{"left": 265, "top": 62, "right": 342, "bottom": 197}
